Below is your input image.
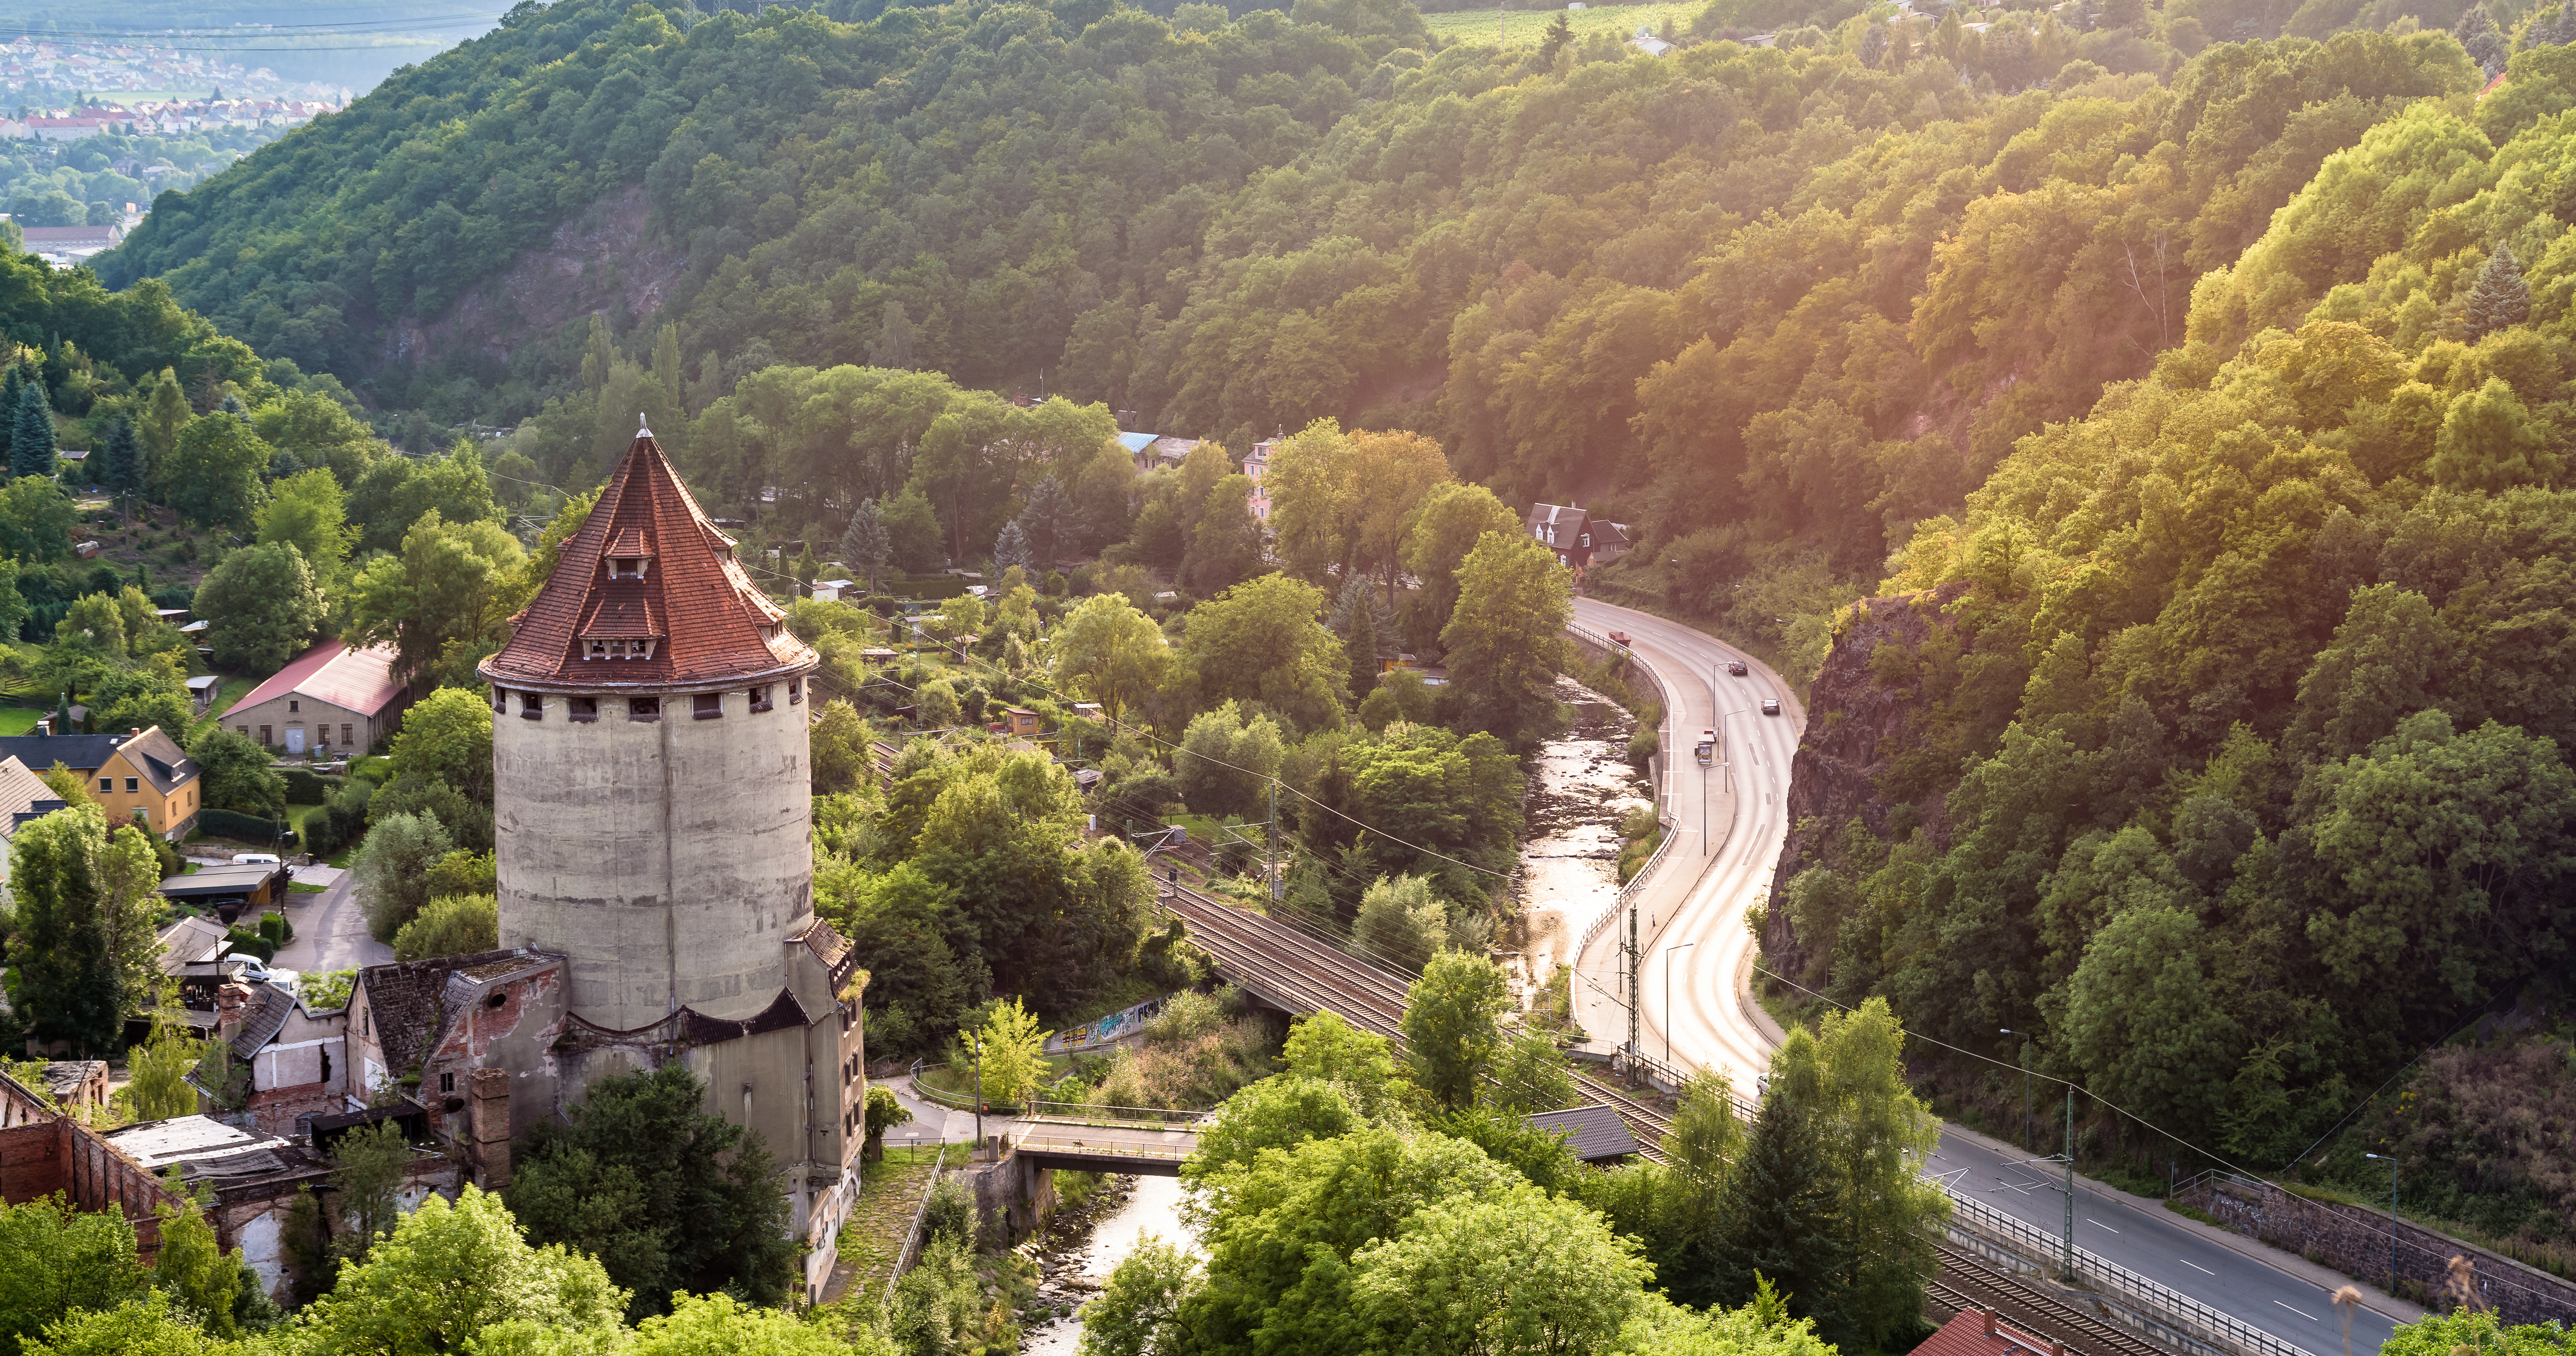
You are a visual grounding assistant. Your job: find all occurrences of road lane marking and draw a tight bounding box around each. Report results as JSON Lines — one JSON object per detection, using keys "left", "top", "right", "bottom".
{"left": 2087, "top": 1220, "right": 2119, "bottom": 1233}
{"left": 2274, "top": 1302, "right": 2317, "bottom": 1321}
{"left": 2180, "top": 1259, "right": 2216, "bottom": 1276}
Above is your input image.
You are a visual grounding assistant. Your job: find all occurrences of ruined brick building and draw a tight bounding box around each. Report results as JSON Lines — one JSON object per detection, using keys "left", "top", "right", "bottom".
{"left": 352, "top": 428, "right": 868, "bottom": 1270}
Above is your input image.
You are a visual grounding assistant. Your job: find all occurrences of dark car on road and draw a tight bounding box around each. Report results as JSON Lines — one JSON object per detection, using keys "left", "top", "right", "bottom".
{"left": 1726, "top": 661, "right": 1748, "bottom": 676}
{"left": 1760, "top": 698, "right": 1781, "bottom": 716}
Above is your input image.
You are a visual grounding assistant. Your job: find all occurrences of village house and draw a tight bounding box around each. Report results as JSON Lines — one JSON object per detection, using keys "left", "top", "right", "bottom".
{"left": 220, "top": 640, "right": 410, "bottom": 756}
{"left": 0, "top": 726, "right": 201, "bottom": 841}
{"left": 1524, "top": 502, "right": 1634, "bottom": 577}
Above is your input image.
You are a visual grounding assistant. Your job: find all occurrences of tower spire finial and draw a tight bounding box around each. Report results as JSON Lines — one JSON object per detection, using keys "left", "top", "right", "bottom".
{"left": 639, "top": 412, "right": 652, "bottom": 440}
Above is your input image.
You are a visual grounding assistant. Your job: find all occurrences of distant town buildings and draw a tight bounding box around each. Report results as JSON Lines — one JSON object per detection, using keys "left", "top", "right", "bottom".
{"left": 0, "top": 33, "right": 352, "bottom": 106}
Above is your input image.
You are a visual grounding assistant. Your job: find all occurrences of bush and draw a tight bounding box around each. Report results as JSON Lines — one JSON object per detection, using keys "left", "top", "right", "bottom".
{"left": 919, "top": 1173, "right": 978, "bottom": 1252}
{"left": 391, "top": 894, "right": 498, "bottom": 961}
{"left": 1627, "top": 724, "right": 1659, "bottom": 774}
{"left": 300, "top": 778, "right": 373, "bottom": 858}
{"left": 200, "top": 808, "right": 291, "bottom": 846}
{"left": 223, "top": 929, "right": 276, "bottom": 962}
{"left": 280, "top": 767, "right": 343, "bottom": 803}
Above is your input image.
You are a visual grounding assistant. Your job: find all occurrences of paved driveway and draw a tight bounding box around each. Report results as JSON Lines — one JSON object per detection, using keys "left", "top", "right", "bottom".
{"left": 272, "top": 870, "right": 393, "bottom": 974}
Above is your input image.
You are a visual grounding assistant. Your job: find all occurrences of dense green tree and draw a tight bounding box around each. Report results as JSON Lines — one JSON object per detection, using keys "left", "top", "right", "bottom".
{"left": 1402, "top": 949, "right": 1511, "bottom": 1109}
{"left": 507, "top": 1062, "right": 797, "bottom": 1320}
{"left": 297, "top": 1187, "right": 625, "bottom": 1351}
{"left": 344, "top": 511, "right": 528, "bottom": 691}
{"left": 839, "top": 498, "right": 891, "bottom": 594}
{"left": 0, "top": 1193, "right": 151, "bottom": 1355}
{"left": 391, "top": 893, "right": 499, "bottom": 961}
{"left": 5, "top": 807, "right": 120, "bottom": 1054}
{"left": 255, "top": 467, "right": 357, "bottom": 584}
{"left": 1176, "top": 701, "right": 1285, "bottom": 818}
{"left": 159, "top": 412, "right": 269, "bottom": 531}
{"left": 1054, "top": 593, "right": 1182, "bottom": 730}
{"left": 1441, "top": 531, "right": 1573, "bottom": 751}
{"left": 192, "top": 542, "right": 327, "bottom": 673}
{"left": 188, "top": 727, "right": 286, "bottom": 815}
{"left": 1184, "top": 574, "right": 1345, "bottom": 733}
{"left": 354, "top": 810, "right": 455, "bottom": 942}
{"left": 0, "top": 477, "right": 77, "bottom": 564}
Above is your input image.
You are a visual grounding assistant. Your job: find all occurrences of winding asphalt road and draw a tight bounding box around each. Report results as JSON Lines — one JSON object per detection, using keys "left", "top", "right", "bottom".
{"left": 1569, "top": 596, "right": 1802, "bottom": 1092}
{"left": 1561, "top": 596, "right": 2418, "bottom": 1355}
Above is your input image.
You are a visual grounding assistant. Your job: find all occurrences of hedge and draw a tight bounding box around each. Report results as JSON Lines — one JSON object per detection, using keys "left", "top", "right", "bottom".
{"left": 280, "top": 767, "right": 345, "bottom": 803}
{"left": 201, "top": 808, "right": 292, "bottom": 845}
{"left": 223, "top": 929, "right": 276, "bottom": 963}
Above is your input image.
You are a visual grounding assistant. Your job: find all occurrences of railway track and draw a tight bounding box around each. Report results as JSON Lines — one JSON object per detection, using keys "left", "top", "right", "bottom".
{"left": 1934, "top": 1243, "right": 2171, "bottom": 1356}
{"left": 1160, "top": 886, "right": 1682, "bottom": 1162}
{"left": 1151, "top": 888, "right": 2174, "bottom": 1356}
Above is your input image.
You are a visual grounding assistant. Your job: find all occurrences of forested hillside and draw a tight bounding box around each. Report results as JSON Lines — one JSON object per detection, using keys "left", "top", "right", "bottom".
{"left": 109, "top": 0, "right": 2566, "bottom": 657}
{"left": 1771, "top": 51, "right": 2576, "bottom": 1265}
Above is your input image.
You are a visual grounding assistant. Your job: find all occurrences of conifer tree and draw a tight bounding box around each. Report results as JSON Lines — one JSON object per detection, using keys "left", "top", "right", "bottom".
{"left": 100, "top": 411, "right": 142, "bottom": 497}
{"left": 993, "top": 517, "right": 1032, "bottom": 574}
{"left": 10, "top": 378, "right": 58, "bottom": 480}
{"left": 1718, "top": 1087, "right": 1854, "bottom": 1342}
{"left": 840, "top": 497, "right": 891, "bottom": 594}
{"left": 1345, "top": 591, "right": 1381, "bottom": 702}
{"left": 2464, "top": 243, "right": 2531, "bottom": 341}
{"left": 0, "top": 363, "right": 20, "bottom": 470}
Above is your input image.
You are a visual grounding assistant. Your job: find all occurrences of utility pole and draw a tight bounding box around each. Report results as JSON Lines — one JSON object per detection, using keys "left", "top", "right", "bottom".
{"left": 1625, "top": 900, "right": 1640, "bottom": 1087}
{"left": 2001, "top": 1027, "right": 2031, "bottom": 1150}
{"left": 2365, "top": 1153, "right": 2399, "bottom": 1297}
{"left": 970, "top": 1033, "right": 985, "bottom": 1161}
{"left": 1268, "top": 779, "right": 1281, "bottom": 902}
{"left": 2063, "top": 1084, "right": 2076, "bottom": 1280}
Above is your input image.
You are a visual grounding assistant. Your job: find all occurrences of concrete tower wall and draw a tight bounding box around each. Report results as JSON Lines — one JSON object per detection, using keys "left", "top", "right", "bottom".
{"left": 494, "top": 687, "right": 812, "bottom": 1028}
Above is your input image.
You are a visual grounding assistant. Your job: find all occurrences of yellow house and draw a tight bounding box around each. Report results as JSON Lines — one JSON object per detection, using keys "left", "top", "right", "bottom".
{"left": 0, "top": 727, "right": 202, "bottom": 841}
{"left": 94, "top": 727, "right": 203, "bottom": 841}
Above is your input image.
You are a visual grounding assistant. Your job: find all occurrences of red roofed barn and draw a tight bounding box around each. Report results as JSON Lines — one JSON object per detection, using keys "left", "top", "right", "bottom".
{"left": 220, "top": 640, "right": 411, "bottom": 755}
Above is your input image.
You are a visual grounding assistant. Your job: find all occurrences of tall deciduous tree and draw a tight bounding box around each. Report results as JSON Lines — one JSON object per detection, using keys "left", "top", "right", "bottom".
{"left": 1184, "top": 573, "right": 1345, "bottom": 733}
{"left": 1402, "top": 948, "right": 1511, "bottom": 1109}
{"left": 1053, "top": 593, "right": 1182, "bottom": 729}
{"left": 343, "top": 510, "right": 528, "bottom": 691}
{"left": 193, "top": 541, "right": 328, "bottom": 673}
{"left": 6, "top": 806, "right": 120, "bottom": 1051}
{"left": 1440, "top": 530, "right": 1572, "bottom": 751}
{"left": 189, "top": 727, "right": 287, "bottom": 814}
{"left": 161, "top": 411, "right": 270, "bottom": 531}
{"left": 255, "top": 468, "right": 357, "bottom": 584}
{"left": 1401, "top": 482, "right": 1521, "bottom": 648}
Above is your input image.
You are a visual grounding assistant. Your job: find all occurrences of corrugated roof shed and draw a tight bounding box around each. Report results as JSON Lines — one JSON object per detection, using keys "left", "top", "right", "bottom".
{"left": 1527, "top": 1104, "right": 1642, "bottom": 1162}
{"left": 223, "top": 640, "right": 406, "bottom": 719}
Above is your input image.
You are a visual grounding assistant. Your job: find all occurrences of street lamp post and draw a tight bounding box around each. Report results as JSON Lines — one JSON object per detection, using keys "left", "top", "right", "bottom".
{"left": 2001, "top": 1027, "right": 2031, "bottom": 1150}
{"left": 1664, "top": 941, "right": 1696, "bottom": 1063}
{"left": 2364, "top": 1153, "right": 2399, "bottom": 1297}
{"left": 969, "top": 1033, "right": 986, "bottom": 1160}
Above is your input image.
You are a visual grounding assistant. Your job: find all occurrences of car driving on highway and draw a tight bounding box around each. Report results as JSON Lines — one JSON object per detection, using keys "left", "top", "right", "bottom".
{"left": 1760, "top": 698, "right": 1781, "bottom": 715}
{"left": 1726, "top": 661, "right": 1748, "bottom": 676}
{"left": 1695, "top": 729, "right": 1716, "bottom": 764}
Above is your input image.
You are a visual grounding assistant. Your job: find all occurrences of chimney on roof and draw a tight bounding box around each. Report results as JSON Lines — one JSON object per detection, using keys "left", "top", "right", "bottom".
{"left": 1983, "top": 1310, "right": 2000, "bottom": 1338}
{"left": 469, "top": 1068, "right": 512, "bottom": 1190}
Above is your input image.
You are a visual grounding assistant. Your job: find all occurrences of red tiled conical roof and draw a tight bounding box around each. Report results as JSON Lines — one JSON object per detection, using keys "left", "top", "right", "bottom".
{"left": 480, "top": 432, "right": 817, "bottom": 690}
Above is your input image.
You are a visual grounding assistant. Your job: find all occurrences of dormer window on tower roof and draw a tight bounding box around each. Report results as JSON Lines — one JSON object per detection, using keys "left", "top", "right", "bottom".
{"left": 605, "top": 526, "right": 654, "bottom": 580}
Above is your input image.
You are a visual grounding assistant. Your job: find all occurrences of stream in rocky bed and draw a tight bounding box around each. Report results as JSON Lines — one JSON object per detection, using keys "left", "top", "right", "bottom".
{"left": 1018, "top": 1174, "right": 1195, "bottom": 1355}
{"left": 1511, "top": 674, "right": 1653, "bottom": 1017}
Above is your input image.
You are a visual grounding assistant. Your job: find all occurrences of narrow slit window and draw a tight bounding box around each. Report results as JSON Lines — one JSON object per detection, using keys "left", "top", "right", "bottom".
{"left": 520, "top": 693, "right": 543, "bottom": 721}
{"left": 629, "top": 697, "right": 661, "bottom": 722}
{"left": 748, "top": 686, "right": 773, "bottom": 713}
{"left": 492, "top": 687, "right": 508, "bottom": 713}
{"left": 693, "top": 693, "right": 723, "bottom": 720}
{"left": 569, "top": 697, "right": 599, "bottom": 723}
{"left": 788, "top": 679, "right": 803, "bottom": 704}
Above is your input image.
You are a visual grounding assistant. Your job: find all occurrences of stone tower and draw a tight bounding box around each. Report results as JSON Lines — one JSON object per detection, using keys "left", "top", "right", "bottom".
{"left": 479, "top": 430, "right": 822, "bottom": 1027}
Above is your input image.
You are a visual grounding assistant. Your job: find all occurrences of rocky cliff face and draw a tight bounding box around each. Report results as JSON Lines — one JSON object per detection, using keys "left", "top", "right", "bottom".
{"left": 378, "top": 184, "right": 685, "bottom": 373}
{"left": 1761, "top": 582, "right": 1967, "bottom": 971}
